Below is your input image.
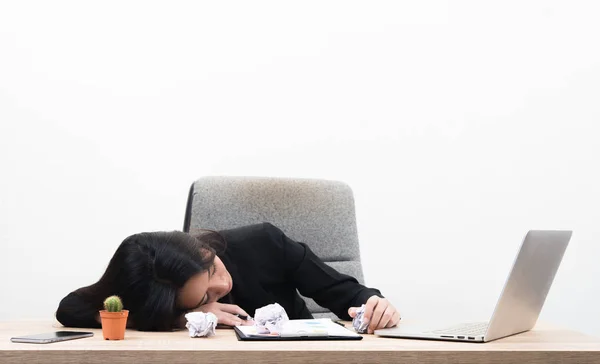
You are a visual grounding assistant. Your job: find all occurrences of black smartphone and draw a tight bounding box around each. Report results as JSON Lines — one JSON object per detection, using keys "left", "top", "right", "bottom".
{"left": 10, "top": 331, "right": 94, "bottom": 344}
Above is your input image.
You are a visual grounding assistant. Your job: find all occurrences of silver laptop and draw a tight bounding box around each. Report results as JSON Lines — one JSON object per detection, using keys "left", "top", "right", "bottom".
{"left": 375, "top": 230, "right": 572, "bottom": 343}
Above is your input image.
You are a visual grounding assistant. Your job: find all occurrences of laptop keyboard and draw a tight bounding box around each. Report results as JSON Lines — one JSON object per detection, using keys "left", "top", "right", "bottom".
{"left": 428, "top": 322, "right": 488, "bottom": 336}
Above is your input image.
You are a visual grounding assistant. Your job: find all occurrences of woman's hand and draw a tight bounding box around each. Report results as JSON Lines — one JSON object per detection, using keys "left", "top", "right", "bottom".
{"left": 348, "top": 296, "right": 401, "bottom": 334}
{"left": 191, "top": 302, "right": 253, "bottom": 326}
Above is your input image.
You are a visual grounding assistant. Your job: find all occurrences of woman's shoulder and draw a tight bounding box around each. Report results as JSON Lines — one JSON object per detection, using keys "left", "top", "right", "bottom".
{"left": 218, "top": 222, "right": 276, "bottom": 241}
{"left": 218, "top": 222, "right": 270, "bottom": 234}
{"left": 218, "top": 222, "right": 287, "bottom": 254}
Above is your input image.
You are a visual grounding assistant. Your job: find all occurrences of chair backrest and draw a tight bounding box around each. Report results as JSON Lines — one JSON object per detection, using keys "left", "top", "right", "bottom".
{"left": 183, "top": 176, "right": 365, "bottom": 319}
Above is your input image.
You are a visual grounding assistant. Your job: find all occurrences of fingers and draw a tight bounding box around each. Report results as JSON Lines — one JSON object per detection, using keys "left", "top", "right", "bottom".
{"left": 240, "top": 319, "right": 254, "bottom": 326}
{"left": 218, "top": 304, "right": 252, "bottom": 325}
{"left": 377, "top": 305, "right": 395, "bottom": 330}
{"left": 347, "top": 307, "right": 358, "bottom": 318}
{"left": 386, "top": 311, "right": 401, "bottom": 328}
{"left": 362, "top": 296, "right": 379, "bottom": 325}
{"left": 367, "top": 298, "right": 389, "bottom": 334}
{"left": 217, "top": 303, "right": 250, "bottom": 317}
{"left": 218, "top": 312, "right": 244, "bottom": 326}
{"left": 361, "top": 296, "right": 401, "bottom": 333}
{"left": 197, "top": 302, "right": 251, "bottom": 326}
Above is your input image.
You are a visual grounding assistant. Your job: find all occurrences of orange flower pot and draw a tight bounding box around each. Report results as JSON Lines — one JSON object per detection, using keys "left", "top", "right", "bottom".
{"left": 99, "top": 310, "right": 129, "bottom": 340}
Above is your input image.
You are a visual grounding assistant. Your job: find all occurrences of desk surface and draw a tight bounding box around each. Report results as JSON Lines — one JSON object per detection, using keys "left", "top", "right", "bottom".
{"left": 2, "top": 321, "right": 599, "bottom": 364}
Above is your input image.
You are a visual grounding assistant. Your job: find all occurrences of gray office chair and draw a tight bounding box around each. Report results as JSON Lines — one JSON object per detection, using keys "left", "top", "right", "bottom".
{"left": 183, "top": 176, "right": 365, "bottom": 319}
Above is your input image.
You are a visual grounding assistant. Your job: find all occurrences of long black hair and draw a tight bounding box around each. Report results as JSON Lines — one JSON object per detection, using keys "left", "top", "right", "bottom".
{"left": 56, "top": 230, "right": 225, "bottom": 331}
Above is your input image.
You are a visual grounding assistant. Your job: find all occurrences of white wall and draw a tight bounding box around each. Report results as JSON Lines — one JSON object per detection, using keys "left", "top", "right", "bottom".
{"left": 1, "top": 0, "right": 599, "bottom": 337}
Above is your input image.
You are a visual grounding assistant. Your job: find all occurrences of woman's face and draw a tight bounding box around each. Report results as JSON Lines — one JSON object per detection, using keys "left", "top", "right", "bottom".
{"left": 178, "top": 256, "right": 233, "bottom": 310}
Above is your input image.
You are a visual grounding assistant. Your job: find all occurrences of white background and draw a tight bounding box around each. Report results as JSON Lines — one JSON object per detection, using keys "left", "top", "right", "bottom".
{"left": 1, "top": 1, "right": 599, "bottom": 336}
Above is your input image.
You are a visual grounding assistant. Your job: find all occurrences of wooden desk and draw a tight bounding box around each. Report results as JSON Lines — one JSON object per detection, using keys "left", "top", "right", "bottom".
{"left": 1, "top": 321, "right": 599, "bottom": 364}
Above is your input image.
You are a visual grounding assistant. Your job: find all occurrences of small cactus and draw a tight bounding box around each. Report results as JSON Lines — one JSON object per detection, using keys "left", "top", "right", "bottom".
{"left": 103, "top": 295, "right": 123, "bottom": 312}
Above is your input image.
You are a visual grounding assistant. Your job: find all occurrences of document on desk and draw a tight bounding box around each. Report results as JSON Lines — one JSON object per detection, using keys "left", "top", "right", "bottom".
{"left": 234, "top": 318, "right": 363, "bottom": 341}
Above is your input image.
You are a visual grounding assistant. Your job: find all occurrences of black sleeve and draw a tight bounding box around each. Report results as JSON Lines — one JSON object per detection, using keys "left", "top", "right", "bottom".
{"left": 265, "top": 223, "right": 384, "bottom": 320}
{"left": 55, "top": 291, "right": 101, "bottom": 328}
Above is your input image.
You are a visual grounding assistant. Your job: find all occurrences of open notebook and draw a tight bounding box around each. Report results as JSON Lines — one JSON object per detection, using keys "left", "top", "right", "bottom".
{"left": 234, "top": 318, "right": 363, "bottom": 341}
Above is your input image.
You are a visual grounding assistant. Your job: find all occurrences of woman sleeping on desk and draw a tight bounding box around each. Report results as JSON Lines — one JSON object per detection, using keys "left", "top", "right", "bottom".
{"left": 56, "top": 223, "right": 400, "bottom": 333}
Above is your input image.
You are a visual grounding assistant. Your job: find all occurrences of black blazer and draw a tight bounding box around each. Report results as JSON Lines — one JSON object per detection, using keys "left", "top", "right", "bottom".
{"left": 218, "top": 223, "right": 383, "bottom": 320}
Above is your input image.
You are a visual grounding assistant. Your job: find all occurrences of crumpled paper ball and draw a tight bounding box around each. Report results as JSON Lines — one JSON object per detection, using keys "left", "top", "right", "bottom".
{"left": 253, "top": 303, "right": 289, "bottom": 334}
{"left": 352, "top": 304, "right": 369, "bottom": 333}
{"left": 185, "top": 311, "right": 218, "bottom": 337}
